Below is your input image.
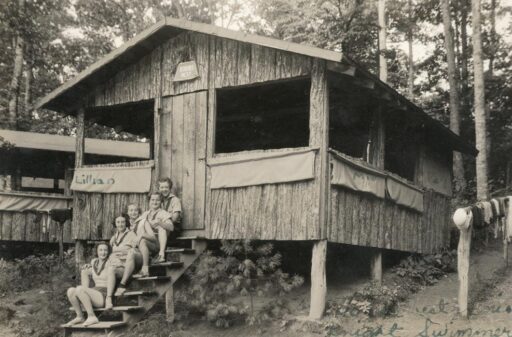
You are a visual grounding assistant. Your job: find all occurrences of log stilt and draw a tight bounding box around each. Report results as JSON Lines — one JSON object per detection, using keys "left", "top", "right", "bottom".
{"left": 165, "top": 286, "right": 175, "bottom": 322}
{"left": 370, "top": 250, "right": 383, "bottom": 286}
{"left": 75, "top": 240, "right": 86, "bottom": 274}
{"left": 503, "top": 220, "right": 508, "bottom": 266}
{"left": 309, "top": 240, "right": 327, "bottom": 319}
{"left": 457, "top": 225, "right": 472, "bottom": 318}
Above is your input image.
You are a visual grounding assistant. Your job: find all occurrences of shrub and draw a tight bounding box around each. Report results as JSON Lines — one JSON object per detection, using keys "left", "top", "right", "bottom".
{"left": 178, "top": 240, "right": 304, "bottom": 327}
{"left": 0, "top": 250, "right": 75, "bottom": 294}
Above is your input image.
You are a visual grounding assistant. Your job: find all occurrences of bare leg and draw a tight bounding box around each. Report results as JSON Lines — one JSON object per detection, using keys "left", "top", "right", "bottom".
{"left": 75, "top": 286, "right": 99, "bottom": 326}
{"left": 65, "top": 288, "right": 84, "bottom": 326}
{"left": 138, "top": 240, "right": 151, "bottom": 276}
{"left": 120, "top": 250, "right": 136, "bottom": 285}
{"left": 105, "top": 266, "right": 116, "bottom": 309}
{"left": 139, "top": 240, "right": 151, "bottom": 268}
{"left": 157, "top": 227, "right": 168, "bottom": 261}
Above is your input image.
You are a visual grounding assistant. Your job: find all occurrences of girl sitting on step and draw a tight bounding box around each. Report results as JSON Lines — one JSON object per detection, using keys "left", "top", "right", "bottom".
{"left": 64, "top": 242, "right": 111, "bottom": 327}
{"left": 105, "top": 214, "right": 142, "bottom": 307}
{"left": 133, "top": 193, "right": 174, "bottom": 277}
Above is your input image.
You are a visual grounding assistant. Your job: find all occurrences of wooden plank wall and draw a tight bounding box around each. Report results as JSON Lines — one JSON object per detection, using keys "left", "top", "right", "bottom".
{"left": 89, "top": 32, "right": 313, "bottom": 108}
{"left": 0, "top": 210, "right": 72, "bottom": 243}
{"left": 209, "top": 180, "right": 318, "bottom": 240}
{"left": 93, "top": 46, "right": 162, "bottom": 106}
{"left": 161, "top": 92, "right": 207, "bottom": 230}
{"left": 71, "top": 160, "right": 153, "bottom": 240}
{"left": 329, "top": 187, "right": 451, "bottom": 254}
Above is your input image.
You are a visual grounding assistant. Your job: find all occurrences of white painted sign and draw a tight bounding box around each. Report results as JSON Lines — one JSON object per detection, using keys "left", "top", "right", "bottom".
{"left": 173, "top": 61, "right": 199, "bottom": 82}
{"left": 70, "top": 165, "right": 152, "bottom": 193}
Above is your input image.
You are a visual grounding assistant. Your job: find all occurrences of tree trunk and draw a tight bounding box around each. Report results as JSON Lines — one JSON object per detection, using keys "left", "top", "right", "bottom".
{"left": 460, "top": 0, "right": 469, "bottom": 116}
{"left": 8, "top": 35, "right": 25, "bottom": 130}
{"left": 378, "top": 0, "right": 387, "bottom": 83}
{"left": 442, "top": 0, "right": 466, "bottom": 196}
{"left": 472, "top": 0, "right": 489, "bottom": 200}
{"left": 23, "top": 44, "right": 33, "bottom": 125}
{"left": 407, "top": 0, "right": 414, "bottom": 99}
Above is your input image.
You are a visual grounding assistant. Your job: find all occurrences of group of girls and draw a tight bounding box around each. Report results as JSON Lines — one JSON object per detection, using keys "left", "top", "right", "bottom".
{"left": 64, "top": 178, "right": 181, "bottom": 327}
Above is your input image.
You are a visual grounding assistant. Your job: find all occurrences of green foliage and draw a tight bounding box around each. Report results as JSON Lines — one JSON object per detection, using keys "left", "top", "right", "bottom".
{"left": 392, "top": 250, "right": 456, "bottom": 286}
{"left": 178, "top": 240, "right": 303, "bottom": 328}
{"left": 0, "top": 251, "right": 75, "bottom": 337}
{"left": 0, "top": 250, "right": 74, "bottom": 294}
{"left": 326, "top": 250, "right": 456, "bottom": 319}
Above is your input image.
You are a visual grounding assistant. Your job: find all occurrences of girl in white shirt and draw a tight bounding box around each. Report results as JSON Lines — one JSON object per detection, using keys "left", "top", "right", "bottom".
{"left": 64, "top": 243, "right": 110, "bottom": 327}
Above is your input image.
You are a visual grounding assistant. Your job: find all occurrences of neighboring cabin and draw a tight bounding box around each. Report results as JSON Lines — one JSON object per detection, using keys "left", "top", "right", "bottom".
{"left": 0, "top": 129, "right": 149, "bottom": 244}
{"left": 35, "top": 18, "right": 476, "bottom": 321}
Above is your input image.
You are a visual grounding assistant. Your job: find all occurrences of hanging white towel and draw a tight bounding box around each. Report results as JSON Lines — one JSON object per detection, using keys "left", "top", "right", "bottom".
{"left": 507, "top": 197, "right": 512, "bottom": 242}
{"left": 482, "top": 201, "right": 493, "bottom": 225}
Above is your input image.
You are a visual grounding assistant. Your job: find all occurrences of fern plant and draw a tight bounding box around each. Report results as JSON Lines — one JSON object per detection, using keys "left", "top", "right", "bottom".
{"left": 180, "top": 240, "right": 304, "bottom": 327}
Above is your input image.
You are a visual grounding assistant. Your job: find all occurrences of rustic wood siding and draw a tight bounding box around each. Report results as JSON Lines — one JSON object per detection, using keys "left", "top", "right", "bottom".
{"left": 0, "top": 210, "right": 72, "bottom": 243}
{"left": 208, "top": 180, "right": 317, "bottom": 240}
{"left": 92, "top": 46, "right": 162, "bottom": 106}
{"left": 208, "top": 35, "right": 312, "bottom": 88}
{"left": 329, "top": 187, "right": 451, "bottom": 254}
{"left": 72, "top": 161, "right": 153, "bottom": 240}
{"left": 160, "top": 92, "right": 207, "bottom": 230}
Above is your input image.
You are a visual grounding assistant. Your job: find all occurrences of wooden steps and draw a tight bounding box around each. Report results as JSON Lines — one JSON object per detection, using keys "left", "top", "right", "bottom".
{"left": 121, "top": 290, "right": 156, "bottom": 297}
{"left": 166, "top": 248, "right": 195, "bottom": 254}
{"left": 69, "top": 306, "right": 143, "bottom": 312}
{"left": 63, "top": 238, "right": 207, "bottom": 337}
{"left": 61, "top": 321, "right": 126, "bottom": 329}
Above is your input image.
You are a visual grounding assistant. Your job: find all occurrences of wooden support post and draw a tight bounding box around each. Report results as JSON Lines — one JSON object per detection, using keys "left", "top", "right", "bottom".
{"left": 165, "top": 286, "right": 175, "bottom": 322}
{"left": 75, "top": 240, "right": 87, "bottom": 276}
{"left": 371, "top": 250, "right": 383, "bottom": 286}
{"left": 368, "top": 107, "right": 385, "bottom": 285}
{"left": 503, "top": 220, "right": 508, "bottom": 267}
{"left": 75, "top": 107, "right": 85, "bottom": 272}
{"left": 309, "top": 240, "right": 327, "bottom": 319}
{"left": 457, "top": 225, "right": 472, "bottom": 318}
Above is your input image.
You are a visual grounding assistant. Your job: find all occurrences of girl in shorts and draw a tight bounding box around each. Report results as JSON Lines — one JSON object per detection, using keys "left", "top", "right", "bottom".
{"left": 64, "top": 243, "right": 111, "bottom": 327}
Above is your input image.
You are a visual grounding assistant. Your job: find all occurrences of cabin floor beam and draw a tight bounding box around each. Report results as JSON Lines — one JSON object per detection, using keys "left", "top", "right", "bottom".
{"left": 309, "top": 239, "right": 327, "bottom": 319}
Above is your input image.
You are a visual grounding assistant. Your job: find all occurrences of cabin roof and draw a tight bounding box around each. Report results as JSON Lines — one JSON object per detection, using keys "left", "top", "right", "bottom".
{"left": 35, "top": 17, "right": 477, "bottom": 156}
{"left": 0, "top": 129, "right": 150, "bottom": 159}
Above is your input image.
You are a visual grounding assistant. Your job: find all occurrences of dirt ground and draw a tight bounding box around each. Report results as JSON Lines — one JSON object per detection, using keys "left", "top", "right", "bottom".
{"left": 171, "top": 241, "right": 512, "bottom": 337}
{"left": 1, "top": 241, "right": 512, "bottom": 337}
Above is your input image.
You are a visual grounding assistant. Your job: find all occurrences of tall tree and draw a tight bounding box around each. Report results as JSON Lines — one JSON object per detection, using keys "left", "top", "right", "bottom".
{"left": 407, "top": 0, "right": 414, "bottom": 99}
{"left": 378, "top": 0, "right": 388, "bottom": 82}
{"left": 7, "top": 0, "right": 25, "bottom": 129}
{"left": 472, "top": 0, "right": 489, "bottom": 199}
{"left": 441, "top": 0, "right": 466, "bottom": 195}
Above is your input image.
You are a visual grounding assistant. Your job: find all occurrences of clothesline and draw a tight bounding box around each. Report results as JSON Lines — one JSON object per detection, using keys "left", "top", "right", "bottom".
{"left": 453, "top": 196, "right": 511, "bottom": 241}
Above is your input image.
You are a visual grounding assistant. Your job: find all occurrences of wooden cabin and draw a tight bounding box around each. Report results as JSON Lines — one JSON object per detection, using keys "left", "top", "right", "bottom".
{"left": 35, "top": 18, "right": 476, "bottom": 323}
{"left": 0, "top": 129, "right": 149, "bottom": 244}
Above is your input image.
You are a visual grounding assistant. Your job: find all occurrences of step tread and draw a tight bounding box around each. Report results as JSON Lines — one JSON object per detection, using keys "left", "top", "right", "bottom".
{"left": 69, "top": 305, "right": 143, "bottom": 312}
{"left": 166, "top": 248, "right": 196, "bottom": 254}
{"left": 135, "top": 275, "right": 171, "bottom": 281}
{"left": 150, "top": 261, "right": 184, "bottom": 268}
{"left": 61, "top": 321, "right": 126, "bottom": 329}
{"left": 176, "top": 236, "right": 206, "bottom": 240}
{"left": 121, "top": 290, "right": 156, "bottom": 297}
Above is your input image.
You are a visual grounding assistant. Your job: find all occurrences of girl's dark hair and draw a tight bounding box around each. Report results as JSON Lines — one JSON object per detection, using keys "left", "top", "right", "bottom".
{"left": 147, "top": 191, "right": 162, "bottom": 201}
{"left": 112, "top": 213, "right": 131, "bottom": 228}
{"left": 158, "top": 177, "right": 173, "bottom": 188}
{"left": 125, "top": 203, "right": 142, "bottom": 214}
{"left": 95, "top": 242, "right": 111, "bottom": 257}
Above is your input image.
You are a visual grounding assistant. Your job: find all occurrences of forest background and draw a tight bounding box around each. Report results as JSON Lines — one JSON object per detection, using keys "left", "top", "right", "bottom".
{"left": 0, "top": 0, "right": 511, "bottom": 202}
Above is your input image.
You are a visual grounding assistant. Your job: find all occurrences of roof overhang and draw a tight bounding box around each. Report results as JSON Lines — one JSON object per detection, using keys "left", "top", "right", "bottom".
{"left": 0, "top": 129, "right": 150, "bottom": 159}
{"left": 35, "top": 17, "right": 476, "bottom": 156}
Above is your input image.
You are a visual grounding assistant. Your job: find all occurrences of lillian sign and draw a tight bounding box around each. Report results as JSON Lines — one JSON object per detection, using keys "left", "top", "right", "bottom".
{"left": 70, "top": 165, "right": 152, "bottom": 193}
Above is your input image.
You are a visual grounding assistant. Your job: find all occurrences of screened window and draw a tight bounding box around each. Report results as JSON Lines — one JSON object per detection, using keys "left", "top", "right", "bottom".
{"left": 215, "top": 79, "right": 310, "bottom": 154}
